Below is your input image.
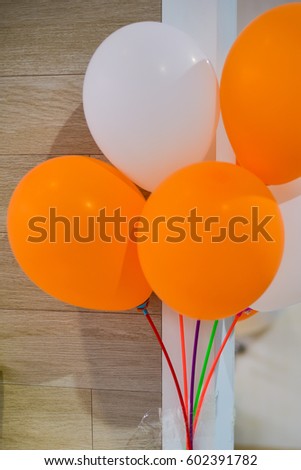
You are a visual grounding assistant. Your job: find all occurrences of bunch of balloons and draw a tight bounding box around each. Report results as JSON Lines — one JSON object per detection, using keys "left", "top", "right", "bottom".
{"left": 7, "top": 4, "right": 301, "bottom": 319}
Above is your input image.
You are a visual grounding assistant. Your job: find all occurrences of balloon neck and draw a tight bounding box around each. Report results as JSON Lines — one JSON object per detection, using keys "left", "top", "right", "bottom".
{"left": 137, "top": 298, "right": 150, "bottom": 315}
{"left": 239, "top": 307, "right": 257, "bottom": 318}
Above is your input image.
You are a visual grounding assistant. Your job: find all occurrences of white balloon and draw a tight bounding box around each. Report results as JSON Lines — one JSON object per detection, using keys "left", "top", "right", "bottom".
{"left": 252, "top": 193, "right": 301, "bottom": 312}
{"left": 83, "top": 21, "right": 219, "bottom": 191}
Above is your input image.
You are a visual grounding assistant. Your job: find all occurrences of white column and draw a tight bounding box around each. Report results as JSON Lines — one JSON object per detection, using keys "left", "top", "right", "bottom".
{"left": 162, "top": 0, "right": 237, "bottom": 450}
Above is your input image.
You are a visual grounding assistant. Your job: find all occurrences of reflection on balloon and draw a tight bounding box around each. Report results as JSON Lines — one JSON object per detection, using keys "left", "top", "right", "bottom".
{"left": 83, "top": 21, "right": 219, "bottom": 192}
{"left": 7, "top": 156, "right": 151, "bottom": 310}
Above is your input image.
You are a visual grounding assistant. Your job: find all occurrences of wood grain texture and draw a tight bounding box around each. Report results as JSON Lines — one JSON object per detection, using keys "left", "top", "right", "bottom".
{"left": 0, "top": 76, "right": 100, "bottom": 155}
{"left": 92, "top": 390, "right": 161, "bottom": 450}
{"left": 0, "top": 308, "right": 161, "bottom": 392}
{"left": 0, "top": 0, "right": 162, "bottom": 450}
{"left": 0, "top": 383, "right": 92, "bottom": 449}
{"left": 0, "top": 0, "right": 161, "bottom": 76}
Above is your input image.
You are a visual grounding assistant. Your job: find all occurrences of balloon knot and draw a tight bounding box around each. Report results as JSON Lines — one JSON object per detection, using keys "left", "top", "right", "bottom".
{"left": 137, "top": 298, "right": 150, "bottom": 315}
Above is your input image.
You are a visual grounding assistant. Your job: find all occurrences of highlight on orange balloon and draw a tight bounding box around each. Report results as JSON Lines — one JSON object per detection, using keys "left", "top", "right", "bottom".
{"left": 138, "top": 161, "right": 284, "bottom": 321}
{"left": 7, "top": 156, "right": 151, "bottom": 310}
{"left": 220, "top": 4, "right": 301, "bottom": 185}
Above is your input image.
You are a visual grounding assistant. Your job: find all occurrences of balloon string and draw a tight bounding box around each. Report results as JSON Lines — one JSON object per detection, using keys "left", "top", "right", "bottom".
{"left": 178, "top": 315, "right": 189, "bottom": 435}
{"left": 137, "top": 301, "right": 192, "bottom": 450}
{"left": 189, "top": 320, "right": 200, "bottom": 450}
{"left": 145, "top": 310, "right": 192, "bottom": 450}
{"left": 193, "top": 320, "right": 219, "bottom": 417}
{"left": 193, "top": 313, "right": 242, "bottom": 435}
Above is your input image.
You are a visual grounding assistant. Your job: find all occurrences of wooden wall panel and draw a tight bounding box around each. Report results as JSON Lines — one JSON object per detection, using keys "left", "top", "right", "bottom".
{"left": 0, "top": 384, "right": 92, "bottom": 450}
{"left": 0, "top": 0, "right": 162, "bottom": 450}
{"left": 0, "top": 309, "right": 161, "bottom": 392}
{"left": 0, "top": 0, "right": 161, "bottom": 76}
{"left": 92, "top": 390, "right": 161, "bottom": 450}
{"left": 0, "top": 77, "right": 100, "bottom": 155}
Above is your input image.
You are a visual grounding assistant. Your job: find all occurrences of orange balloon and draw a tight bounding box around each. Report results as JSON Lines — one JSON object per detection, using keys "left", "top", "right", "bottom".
{"left": 138, "top": 162, "right": 284, "bottom": 320}
{"left": 7, "top": 156, "right": 151, "bottom": 310}
{"left": 220, "top": 4, "right": 301, "bottom": 185}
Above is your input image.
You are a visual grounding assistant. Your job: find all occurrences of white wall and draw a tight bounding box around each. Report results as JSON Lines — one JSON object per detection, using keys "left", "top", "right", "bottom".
{"left": 238, "top": 0, "right": 297, "bottom": 32}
